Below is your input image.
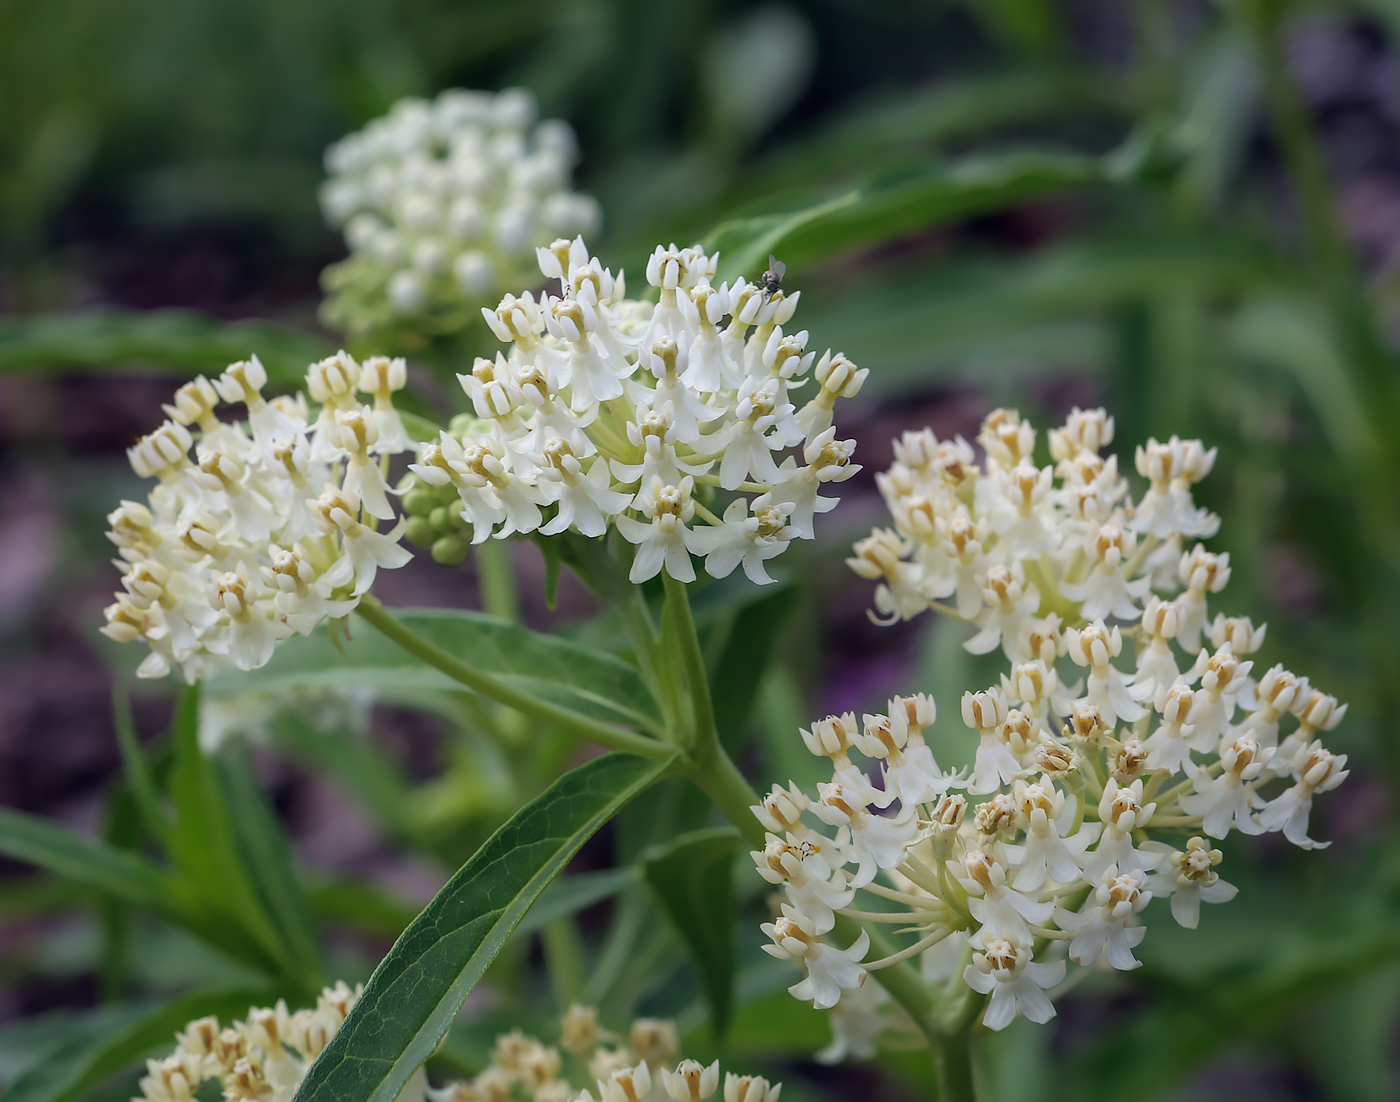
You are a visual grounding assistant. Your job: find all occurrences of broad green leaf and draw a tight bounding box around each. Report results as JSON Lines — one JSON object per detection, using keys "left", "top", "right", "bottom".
{"left": 0, "top": 309, "right": 330, "bottom": 386}
{"left": 294, "top": 752, "right": 675, "bottom": 1102}
{"left": 0, "top": 807, "right": 165, "bottom": 910}
{"left": 641, "top": 827, "right": 743, "bottom": 1037}
{"left": 0, "top": 988, "right": 276, "bottom": 1102}
{"left": 207, "top": 609, "right": 663, "bottom": 735}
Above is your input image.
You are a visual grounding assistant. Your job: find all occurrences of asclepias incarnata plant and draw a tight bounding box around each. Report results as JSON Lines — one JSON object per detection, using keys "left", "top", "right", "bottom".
{"left": 95, "top": 89, "right": 1347, "bottom": 1102}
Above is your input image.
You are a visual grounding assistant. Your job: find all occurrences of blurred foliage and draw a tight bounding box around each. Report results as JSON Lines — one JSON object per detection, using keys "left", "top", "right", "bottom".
{"left": 2, "top": 0, "right": 1400, "bottom": 1100}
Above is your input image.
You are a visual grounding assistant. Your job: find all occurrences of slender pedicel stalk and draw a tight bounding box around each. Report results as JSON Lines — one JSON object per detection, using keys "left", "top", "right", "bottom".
{"left": 355, "top": 596, "right": 673, "bottom": 758}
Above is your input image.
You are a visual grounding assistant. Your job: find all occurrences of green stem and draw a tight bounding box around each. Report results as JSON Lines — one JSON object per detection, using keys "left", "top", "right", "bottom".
{"left": 662, "top": 571, "right": 717, "bottom": 754}
{"left": 476, "top": 539, "right": 520, "bottom": 623}
{"left": 934, "top": 1029, "right": 978, "bottom": 1102}
{"left": 354, "top": 596, "right": 673, "bottom": 761}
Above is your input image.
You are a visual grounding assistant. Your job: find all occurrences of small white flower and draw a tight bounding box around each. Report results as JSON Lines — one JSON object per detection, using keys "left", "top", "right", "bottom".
{"left": 689, "top": 497, "right": 797, "bottom": 586}
{"left": 1257, "top": 740, "right": 1348, "bottom": 848}
{"left": 752, "top": 835, "right": 852, "bottom": 934}
{"left": 761, "top": 904, "right": 868, "bottom": 1011}
{"left": 615, "top": 476, "right": 705, "bottom": 583}
{"left": 1055, "top": 866, "right": 1151, "bottom": 969}
{"left": 962, "top": 930, "right": 1064, "bottom": 1030}
{"left": 1179, "top": 735, "right": 1273, "bottom": 838}
{"left": 1147, "top": 837, "right": 1238, "bottom": 928}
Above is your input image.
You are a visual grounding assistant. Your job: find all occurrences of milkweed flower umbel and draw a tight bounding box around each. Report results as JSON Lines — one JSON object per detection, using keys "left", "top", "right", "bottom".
{"left": 136, "top": 993, "right": 776, "bottom": 1102}
{"left": 320, "top": 87, "right": 600, "bottom": 340}
{"left": 102, "top": 354, "right": 414, "bottom": 681}
{"left": 405, "top": 236, "right": 864, "bottom": 582}
{"left": 756, "top": 408, "right": 1348, "bottom": 1047}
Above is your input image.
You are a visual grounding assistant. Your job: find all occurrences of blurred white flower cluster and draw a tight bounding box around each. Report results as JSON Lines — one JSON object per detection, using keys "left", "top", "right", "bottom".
{"left": 137, "top": 982, "right": 362, "bottom": 1102}
{"left": 137, "top": 993, "right": 780, "bottom": 1102}
{"left": 754, "top": 408, "right": 1349, "bottom": 1036}
{"left": 101, "top": 353, "right": 414, "bottom": 681}
{"left": 319, "top": 88, "right": 600, "bottom": 340}
{"left": 408, "top": 236, "right": 865, "bottom": 584}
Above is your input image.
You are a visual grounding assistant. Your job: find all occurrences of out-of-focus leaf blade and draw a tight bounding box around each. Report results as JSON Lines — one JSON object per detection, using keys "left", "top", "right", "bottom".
{"left": 293, "top": 752, "right": 674, "bottom": 1102}
{"left": 214, "top": 750, "right": 323, "bottom": 988}
{"left": 641, "top": 827, "right": 742, "bottom": 1037}
{"left": 516, "top": 867, "right": 639, "bottom": 936}
{"left": 207, "top": 610, "right": 663, "bottom": 734}
{"left": 0, "top": 309, "right": 330, "bottom": 386}
{"left": 164, "top": 686, "right": 305, "bottom": 984}
{"left": 706, "top": 192, "right": 859, "bottom": 282}
{"left": 0, "top": 988, "right": 276, "bottom": 1102}
{"left": 708, "top": 582, "right": 798, "bottom": 755}
{"left": 709, "top": 150, "right": 1105, "bottom": 282}
{"left": 802, "top": 234, "right": 1286, "bottom": 385}
{"left": 0, "top": 808, "right": 166, "bottom": 910}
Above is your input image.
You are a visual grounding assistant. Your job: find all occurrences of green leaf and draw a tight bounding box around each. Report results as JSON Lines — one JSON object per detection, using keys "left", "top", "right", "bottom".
{"left": 111, "top": 687, "right": 168, "bottom": 846}
{"left": 0, "top": 988, "right": 276, "bottom": 1102}
{"left": 214, "top": 750, "right": 323, "bottom": 988}
{"left": 641, "top": 827, "right": 743, "bottom": 1037}
{"left": 163, "top": 686, "right": 315, "bottom": 986}
{"left": 293, "top": 752, "right": 674, "bottom": 1102}
{"left": 0, "top": 807, "right": 166, "bottom": 910}
{"left": 0, "top": 308, "right": 330, "bottom": 386}
{"left": 705, "top": 192, "right": 859, "bottom": 282}
{"left": 707, "top": 150, "right": 1104, "bottom": 281}
{"left": 708, "top": 582, "right": 798, "bottom": 754}
{"left": 516, "top": 867, "right": 639, "bottom": 936}
{"left": 207, "top": 609, "right": 663, "bottom": 735}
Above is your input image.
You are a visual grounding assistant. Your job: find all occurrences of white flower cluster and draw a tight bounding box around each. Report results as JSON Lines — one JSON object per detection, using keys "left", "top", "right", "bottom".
{"left": 320, "top": 88, "right": 600, "bottom": 339}
{"left": 101, "top": 353, "right": 414, "bottom": 681}
{"left": 136, "top": 982, "right": 363, "bottom": 1102}
{"left": 136, "top": 994, "right": 779, "bottom": 1102}
{"left": 754, "top": 408, "right": 1349, "bottom": 1036}
{"left": 407, "top": 236, "right": 864, "bottom": 584}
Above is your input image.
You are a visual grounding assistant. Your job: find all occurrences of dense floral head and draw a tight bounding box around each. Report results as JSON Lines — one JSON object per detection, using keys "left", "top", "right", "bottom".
{"left": 319, "top": 87, "right": 600, "bottom": 340}
{"left": 102, "top": 353, "right": 414, "bottom": 682}
{"left": 404, "top": 235, "right": 864, "bottom": 583}
{"left": 755, "top": 407, "right": 1348, "bottom": 1044}
{"left": 135, "top": 992, "right": 774, "bottom": 1102}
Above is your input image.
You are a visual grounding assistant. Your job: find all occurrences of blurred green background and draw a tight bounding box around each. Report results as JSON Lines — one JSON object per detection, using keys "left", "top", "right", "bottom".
{"left": 1, "top": 1, "right": 1399, "bottom": 1099}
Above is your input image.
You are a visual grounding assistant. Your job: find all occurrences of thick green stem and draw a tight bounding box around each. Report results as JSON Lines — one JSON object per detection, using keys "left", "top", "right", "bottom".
{"left": 476, "top": 539, "right": 520, "bottom": 623}
{"left": 661, "top": 571, "right": 717, "bottom": 754}
{"left": 354, "top": 596, "right": 673, "bottom": 761}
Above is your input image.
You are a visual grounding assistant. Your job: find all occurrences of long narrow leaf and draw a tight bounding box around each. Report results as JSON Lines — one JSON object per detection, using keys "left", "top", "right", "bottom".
{"left": 0, "top": 807, "right": 165, "bottom": 910}
{"left": 0, "top": 309, "right": 329, "bottom": 385}
{"left": 294, "top": 751, "right": 675, "bottom": 1102}
{"left": 207, "top": 610, "right": 663, "bottom": 733}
